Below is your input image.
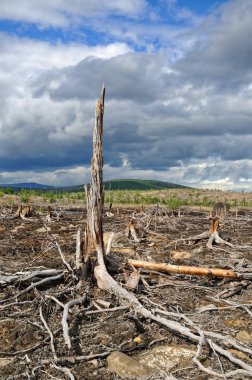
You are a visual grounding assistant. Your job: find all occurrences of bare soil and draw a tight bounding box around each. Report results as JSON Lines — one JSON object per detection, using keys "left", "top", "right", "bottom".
{"left": 0, "top": 203, "right": 252, "bottom": 379}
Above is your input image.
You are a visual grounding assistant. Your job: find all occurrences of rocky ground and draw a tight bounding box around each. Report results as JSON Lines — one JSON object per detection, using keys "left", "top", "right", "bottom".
{"left": 0, "top": 204, "right": 252, "bottom": 379}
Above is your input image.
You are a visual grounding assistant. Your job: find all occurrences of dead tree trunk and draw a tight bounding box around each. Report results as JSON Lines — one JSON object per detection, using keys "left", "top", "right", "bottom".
{"left": 84, "top": 85, "right": 106, "bottom": 282}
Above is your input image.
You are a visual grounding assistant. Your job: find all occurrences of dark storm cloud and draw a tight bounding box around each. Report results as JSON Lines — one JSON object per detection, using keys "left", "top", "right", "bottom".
{"left": 103, "top": 122, "right": 153, "bottom": 167}
{"left": 0, "top": 141, "right": 92, "bottom": 171}
{"left": 31, "top": 53, "right": 165, "bottom": 104}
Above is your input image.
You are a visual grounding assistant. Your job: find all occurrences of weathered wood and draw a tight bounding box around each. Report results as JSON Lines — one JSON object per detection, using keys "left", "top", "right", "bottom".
{"left": 105, "top": 232, "right": 115, "bottom": 255}
{"left": 75, "top": 228, "right": 82, "bottom": 270}
{"left": 128, "top": 259, "right": 239, "bottom": 279}
{"left": 86, "top": 85, "right": 105, "bottom": 262}
{"left": 207, "top": 217, "right": 234, "bottom": 249}
{"left": 62, "top": 296, "right": 87, "bottom": 349}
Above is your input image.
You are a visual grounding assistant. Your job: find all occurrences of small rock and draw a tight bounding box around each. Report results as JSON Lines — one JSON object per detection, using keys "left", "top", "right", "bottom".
{"left": 139, "top": 344, "right": 196, "bottom": 373}
{"left": 236, "top": 330, "right": 252, "bottom": 343}
{"left": 107, "top": 351, "right": 154, "bottom": 379}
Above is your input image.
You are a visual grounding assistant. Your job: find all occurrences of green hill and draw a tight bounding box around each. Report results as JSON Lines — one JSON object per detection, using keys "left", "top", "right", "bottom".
{"left": 0, "top": 179, "right": 189, "bottom": 193}
{"left": 103, "top": 179, "right": 188, "bottom": 191}
{"left": 57, "top": 179, "right": 188, "bottom": 192}
{"left": 0, "top": 182, "right": 54, "bottom": 190}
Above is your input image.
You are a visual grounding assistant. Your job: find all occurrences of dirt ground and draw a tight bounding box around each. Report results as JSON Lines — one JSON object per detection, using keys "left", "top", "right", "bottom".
{"left": 0, "top": 203, "right": 252, "bottom": 379}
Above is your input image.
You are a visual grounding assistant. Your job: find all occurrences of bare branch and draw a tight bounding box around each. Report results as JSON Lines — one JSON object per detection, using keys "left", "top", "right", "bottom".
{"left": 39, "top": 306, "right": 57, "bottom": 360}
{"left": 62, "top": 296, "right": 86, "bottom": 349}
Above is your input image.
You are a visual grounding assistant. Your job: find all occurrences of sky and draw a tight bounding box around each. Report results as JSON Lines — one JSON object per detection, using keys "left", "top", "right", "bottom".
{"left": 0, "top": 0, "right": 251, "bottom": 191}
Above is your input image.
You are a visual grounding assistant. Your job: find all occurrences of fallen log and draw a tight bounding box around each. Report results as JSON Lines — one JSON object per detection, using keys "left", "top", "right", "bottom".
{"left": 128, "top": 259, "right": 243, "bottom": 279}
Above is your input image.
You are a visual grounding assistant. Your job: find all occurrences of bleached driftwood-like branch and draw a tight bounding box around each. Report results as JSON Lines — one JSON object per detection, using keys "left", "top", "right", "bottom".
{"left": 62, "top": 296, "right": 87, "bottom": 349}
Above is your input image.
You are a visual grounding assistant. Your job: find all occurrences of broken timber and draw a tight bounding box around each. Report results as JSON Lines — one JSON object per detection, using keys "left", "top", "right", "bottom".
{"left": 128, "top": 259, "right": 239, "bottom": 279}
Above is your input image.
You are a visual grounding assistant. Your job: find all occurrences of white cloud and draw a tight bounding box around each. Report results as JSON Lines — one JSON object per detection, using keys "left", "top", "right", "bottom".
{"left": 0, "top": 0, "right": 147, "bottom": 27}
{"left": 0, "top": 33, "right": 131, "bottom": 75}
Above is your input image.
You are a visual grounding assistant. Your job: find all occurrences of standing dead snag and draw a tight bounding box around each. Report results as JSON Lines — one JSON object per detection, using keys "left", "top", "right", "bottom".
{"left": 85, "top": 85, "right": 106, "bottom": 282}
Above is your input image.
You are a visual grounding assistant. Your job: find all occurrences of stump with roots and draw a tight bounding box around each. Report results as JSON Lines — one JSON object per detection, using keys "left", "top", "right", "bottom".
{"left": 207, "top": 217, "right": 234, "bottom": 249}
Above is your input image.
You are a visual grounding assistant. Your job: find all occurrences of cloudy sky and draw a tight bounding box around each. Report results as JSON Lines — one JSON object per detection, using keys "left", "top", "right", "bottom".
{"left": 0, "top": 0, "right": 251, "bottom": 190}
